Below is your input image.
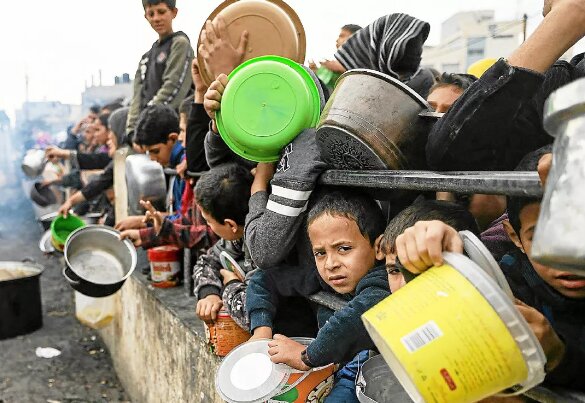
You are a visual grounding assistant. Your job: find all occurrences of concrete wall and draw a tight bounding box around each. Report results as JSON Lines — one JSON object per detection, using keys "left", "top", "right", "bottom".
{"left": 99, "top": 273, "right": 223, "bottom": 403}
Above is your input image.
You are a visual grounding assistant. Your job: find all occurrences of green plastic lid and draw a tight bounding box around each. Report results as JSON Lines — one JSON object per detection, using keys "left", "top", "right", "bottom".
{"left": 50, "top": 214, "right": 86, "bottom": 245}
{"left": 216, "top": 55, "right": 321, "bottom": 162}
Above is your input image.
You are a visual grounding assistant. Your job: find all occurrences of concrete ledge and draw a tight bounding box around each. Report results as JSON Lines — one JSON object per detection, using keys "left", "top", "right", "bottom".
{"left": 99, "top": 251, "right": 222, "bottom": 403}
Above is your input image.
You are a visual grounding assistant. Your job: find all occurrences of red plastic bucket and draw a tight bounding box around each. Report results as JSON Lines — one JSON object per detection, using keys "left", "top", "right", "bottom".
{"left": 147, "top": 245, "right": 181, "bottom": 288}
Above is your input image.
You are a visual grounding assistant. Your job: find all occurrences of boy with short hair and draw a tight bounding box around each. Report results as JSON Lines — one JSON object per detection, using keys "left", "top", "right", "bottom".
{"left": 267, "top": 188, "right": 389, "bottom": 402}
{"left": 192, "top": 164, "right": 317, "bottom": 338}
{"left": 192, "top": 164, "right": 254, "bottom": 327}
{"left": 379, "top": 199, "right": 479, "bottom": 292}
{"left": 393, "top": 148, "right": 585, "bottom": 392}
{"left": 118, "top": 104, "right": 187, "bottom": 244}
{"left": 126, "top": 0, "right": 194, "bottom": 137}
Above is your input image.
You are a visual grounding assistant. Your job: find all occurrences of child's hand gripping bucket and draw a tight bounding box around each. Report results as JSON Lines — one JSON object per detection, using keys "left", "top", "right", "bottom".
{"left": 362, "top": 231, "right": 546, "bottom": 403}
{"left": 216, "top": 338, "right": 334, "bottom": 403}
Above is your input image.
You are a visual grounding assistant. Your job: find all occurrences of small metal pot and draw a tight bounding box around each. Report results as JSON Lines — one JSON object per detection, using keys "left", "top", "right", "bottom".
{"left": 63, "top": 226, "right": 137, "bottom": 297}
{"left": 21, "top": 149, "right": 47, "bottom": 178}
{"left": 125, "top": 154, "right": 167, "bottom": 215}
{"left": 0, "top": 259, "right": 44, "bottom": 340}
{"left": 38, "top": 212, "right": 59, "bottom": 231}
{"left": 30, "top": 181, "right": 57, "bottom": 207}
{"left": 316, "top": 69, "right": 435, "bottom": 171}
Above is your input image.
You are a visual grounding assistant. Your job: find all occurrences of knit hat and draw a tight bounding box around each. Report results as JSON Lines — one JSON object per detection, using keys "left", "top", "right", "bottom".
{"left": 108, "top": 107, "right": 130, "bottom": 146}
{"left": 142, "top": 0, "right": 176, "bottom": 9}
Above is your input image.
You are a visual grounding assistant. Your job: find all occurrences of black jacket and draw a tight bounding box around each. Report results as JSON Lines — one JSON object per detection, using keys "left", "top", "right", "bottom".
{"left": 501, "top": 250, "right": 585, "bottom": 391}
{"left": 426, "top": 55, "right": 585, "bottom": 171}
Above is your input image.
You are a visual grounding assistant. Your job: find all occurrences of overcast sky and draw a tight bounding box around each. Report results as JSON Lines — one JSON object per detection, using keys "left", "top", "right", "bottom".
{"left": 1, "top": 0, "right": 575, "bottom": 123}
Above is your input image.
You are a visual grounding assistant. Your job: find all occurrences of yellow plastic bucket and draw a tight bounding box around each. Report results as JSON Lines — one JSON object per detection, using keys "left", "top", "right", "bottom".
{"left": 362, "top": 251, "right": 545, "bottom": 403}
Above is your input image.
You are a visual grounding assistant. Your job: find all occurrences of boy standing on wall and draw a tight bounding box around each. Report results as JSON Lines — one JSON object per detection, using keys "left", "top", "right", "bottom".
{"left": 126, "top": 0, "right": 194, "bottom": 138}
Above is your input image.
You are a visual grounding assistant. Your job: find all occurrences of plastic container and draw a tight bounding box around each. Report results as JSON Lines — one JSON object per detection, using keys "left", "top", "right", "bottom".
{"left": 147, "top": 245, "right": 182, "bottom": 288}
{"left": 216, "top": 338, "right": 334, "bottom": 403}
{"left": 216, "top": 55, "right": 321, "bottom": 162}
{"left": 74, "top": 291, "right": 115, "bottom": 329}
{"left": 362, "top": 251, "right": 546, "bottom": 403}
{"left": 50, "top": 214, "right": 86, "bottom": 252}
{"left": 205, "top": 310, "right": 251, "bottom": 357}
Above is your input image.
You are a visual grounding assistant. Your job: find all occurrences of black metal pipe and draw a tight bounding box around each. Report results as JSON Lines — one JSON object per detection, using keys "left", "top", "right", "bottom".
{"left": 319, "top": 170, "right": 542, "bottom": 197}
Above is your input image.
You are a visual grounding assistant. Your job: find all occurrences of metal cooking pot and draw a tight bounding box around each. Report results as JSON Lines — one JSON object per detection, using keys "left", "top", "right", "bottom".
{"left": 0, "top": 259, "right": 44, "bottom": 340}
{"left": 316, "top": 69, "right": 435, "bottom": 171}
{"left": 30, "top": 181, "right": 57, "bottom": 207}
{"left": 63, "top": 226, "right": 137, "bottom": 297}
{"left": 21, "top": 149, "right": 47, "bottom": 178}
{"left": 356, "top": 355, "right": 412, "bottom": 403}
{"left": 125, "top": 154, "right": 166, "bottom": 215}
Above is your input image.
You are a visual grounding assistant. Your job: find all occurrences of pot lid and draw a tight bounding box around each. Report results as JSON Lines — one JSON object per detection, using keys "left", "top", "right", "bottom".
{"left": 197, "top": 0, "right": 306, "bottom": 86}
{"left": 459, "top": 230, "right": 514, "bottom": 299}
{"left": 220, "top": 251, "right": 246, "bottom": 282}
{"left": 39, "top": 230, "right": 55, "bottom": 254}
{"left": 216, "top": 55, "right": 320, "bottom": 162}
{"left": 216, "top": 339, "right": 292, "bottom": 403}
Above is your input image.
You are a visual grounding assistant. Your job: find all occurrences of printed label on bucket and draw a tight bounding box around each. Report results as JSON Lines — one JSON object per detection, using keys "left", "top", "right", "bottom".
{"left": 151, "top": 261, "right": 180, "bottom": 286}
{"left": 363, "top": 264, "right": 529, "bottom": 403}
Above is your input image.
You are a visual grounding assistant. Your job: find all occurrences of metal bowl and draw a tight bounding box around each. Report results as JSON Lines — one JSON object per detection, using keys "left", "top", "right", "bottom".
{"left": 63, "top": 225, "right": 137, "bottom": 297}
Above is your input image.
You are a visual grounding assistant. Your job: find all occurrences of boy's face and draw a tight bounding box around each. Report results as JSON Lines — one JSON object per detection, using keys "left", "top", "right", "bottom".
{"left": 143, "top": 136, "right": 176, "bottom": 167}
{"left": 93, "top": 120, "right": 109, "bottom": 145}
{"left": 309, "top": 214, "right": 377, "bottom": 294}
{"left": 178, "top": 113, "right": 187, "bottom": 146}
{"left": 336, "top": 29, "right": 353, "bottom": 49}
{"left": 384, "top": 252, "right": 406, "bottom": 293}
{"left": 144, "top": 3, "right": 177, "bottom": 38}
{"left": 199, "top": 208, "right": 241, "bottom": 241}
{"left": 427, "top": 85, "right": 463, "bottom": 113}
{"left": 514, "top": 202, "right": 585, "bottom": 299}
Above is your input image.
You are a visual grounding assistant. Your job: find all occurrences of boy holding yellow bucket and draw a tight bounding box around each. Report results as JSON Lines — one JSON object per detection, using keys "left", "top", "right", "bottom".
{"left": 266, "top": 188, "right": 390, "bottom": 402}
{"left": 394, "top": 148, "right": 585, "bottom": 393}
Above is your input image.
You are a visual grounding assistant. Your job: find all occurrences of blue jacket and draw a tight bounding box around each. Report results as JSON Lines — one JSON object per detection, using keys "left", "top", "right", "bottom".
{"left": 305, "top": 265, "right": 390, "bottom": 367}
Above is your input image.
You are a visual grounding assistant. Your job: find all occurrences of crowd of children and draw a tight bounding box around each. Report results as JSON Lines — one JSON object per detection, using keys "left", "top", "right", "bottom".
{"left": 38, "top": 0, "right": 585, "bottom": 401}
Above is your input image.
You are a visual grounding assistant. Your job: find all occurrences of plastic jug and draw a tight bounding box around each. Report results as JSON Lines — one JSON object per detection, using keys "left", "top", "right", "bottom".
{"left": 74, "top": 291, "right": 115, "bottom": 329}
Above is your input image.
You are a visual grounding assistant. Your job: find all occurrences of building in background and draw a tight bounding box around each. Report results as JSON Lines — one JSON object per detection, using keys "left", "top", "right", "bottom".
{"left": 81, "top": 73, "right": 132, "bottom": 114}
{"left": 422, "top": 10, "right": 523, "bottom": 74}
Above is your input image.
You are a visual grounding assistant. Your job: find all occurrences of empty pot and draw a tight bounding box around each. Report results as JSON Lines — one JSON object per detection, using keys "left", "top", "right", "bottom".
{"left": 316, "top": 69, "right": 435, "bottom": 171}
{"left": 21, "top": 149, "right": 47, "bottom": 178}
{"left": 63, "top": 226, "right": 137, "bottom": 297}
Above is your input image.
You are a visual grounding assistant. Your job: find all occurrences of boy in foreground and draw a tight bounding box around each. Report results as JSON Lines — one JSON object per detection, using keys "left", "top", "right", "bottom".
{"left": 267, "top": 189, "right": 389, "bottom": 402}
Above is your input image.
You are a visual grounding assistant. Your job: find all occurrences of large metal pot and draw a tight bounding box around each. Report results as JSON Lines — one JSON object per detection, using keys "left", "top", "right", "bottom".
{"left": 0, "top": 259, "right": 44, "bottom": 340}
{"left": 21, "top": 149, "right": 47, "bottom": 178}
{"left": 63, "top": 226, "right": 137, "bottom": 297}
{"left": 316, "top": 69, "right": 435, "bottom": 171}
{"left": 125, "top": 154, "right": 167, "bottom": 215}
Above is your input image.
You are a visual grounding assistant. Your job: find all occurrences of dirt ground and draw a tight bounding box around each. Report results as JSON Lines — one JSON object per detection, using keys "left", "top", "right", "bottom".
{"left": 0, "top": 133, "right": 128, "bottom": 403}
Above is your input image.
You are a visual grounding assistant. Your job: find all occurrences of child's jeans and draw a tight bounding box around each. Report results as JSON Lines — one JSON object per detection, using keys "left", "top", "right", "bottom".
{"left": 325, "top": 350, "right": 369, "bottom": 403}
